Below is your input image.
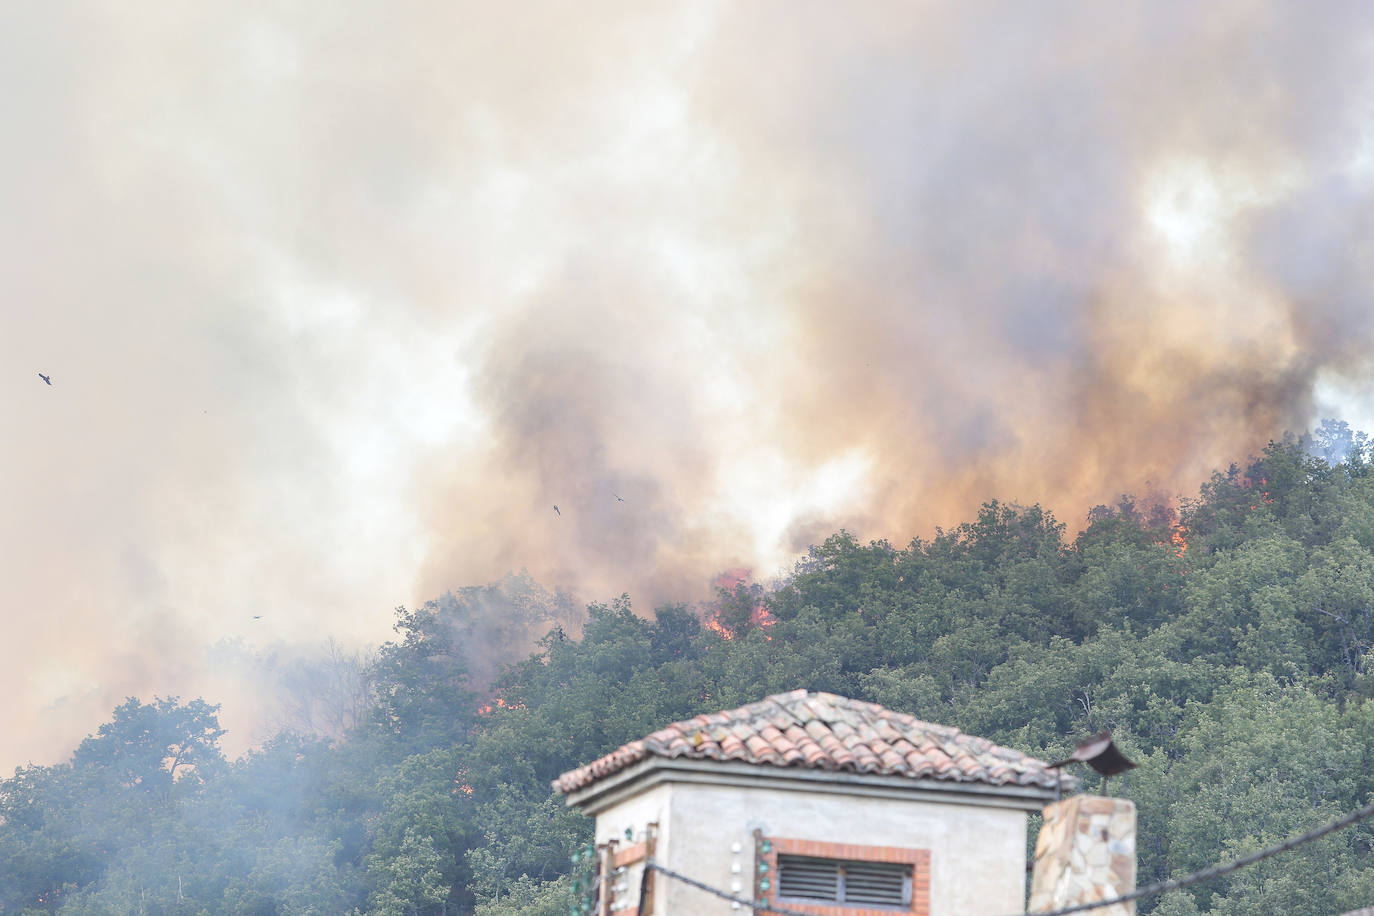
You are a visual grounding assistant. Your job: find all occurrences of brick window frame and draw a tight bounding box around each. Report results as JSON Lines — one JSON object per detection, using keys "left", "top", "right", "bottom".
{"left": 754, "top": 832, "right": 931, "bottom": 916}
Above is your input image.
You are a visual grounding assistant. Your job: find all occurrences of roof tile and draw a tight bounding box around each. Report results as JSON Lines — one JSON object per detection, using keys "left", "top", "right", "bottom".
{"left": 553, "top": 690, "right": 1068, "bottom": 796}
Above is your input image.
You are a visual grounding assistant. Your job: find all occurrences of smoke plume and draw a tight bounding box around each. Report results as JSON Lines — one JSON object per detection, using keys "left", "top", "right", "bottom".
{"left": 3, "top": 1, "right": 1374, "bottom": 769}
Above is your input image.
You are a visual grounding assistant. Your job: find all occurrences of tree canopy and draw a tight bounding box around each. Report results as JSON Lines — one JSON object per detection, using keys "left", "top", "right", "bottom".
{"left": 2, "top": 437, "right": 1373, "bottom": 914}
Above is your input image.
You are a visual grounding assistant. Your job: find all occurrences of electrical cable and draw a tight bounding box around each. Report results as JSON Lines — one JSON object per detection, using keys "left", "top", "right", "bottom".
{"left": 630, "top": 796, "right": 1374, "bottom": 916}
{"left": 640, "top": 859, "right": 814, "bottom": 916}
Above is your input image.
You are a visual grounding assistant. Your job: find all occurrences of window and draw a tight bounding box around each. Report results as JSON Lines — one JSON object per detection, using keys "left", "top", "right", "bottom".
{"left": 754, "top": 834, "right": 930, "bottom": 916}
{"left": 778, "top": 854, "right": 912, "bottom": 908}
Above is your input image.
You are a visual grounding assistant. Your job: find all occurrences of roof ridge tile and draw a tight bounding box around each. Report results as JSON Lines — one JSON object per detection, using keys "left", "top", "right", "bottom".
{"left": 552, "top": 690, "right": 1065, "bottom": 796}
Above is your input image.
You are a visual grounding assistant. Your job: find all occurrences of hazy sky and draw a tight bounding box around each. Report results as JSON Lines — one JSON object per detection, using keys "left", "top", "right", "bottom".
{"left": 5, "top": 1, "right": 1374, "bottom": 770}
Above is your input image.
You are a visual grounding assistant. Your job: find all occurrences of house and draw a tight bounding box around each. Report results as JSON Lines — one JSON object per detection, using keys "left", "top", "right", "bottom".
{"left": 554, "top": 689, "right": 1069, "bottom": 914}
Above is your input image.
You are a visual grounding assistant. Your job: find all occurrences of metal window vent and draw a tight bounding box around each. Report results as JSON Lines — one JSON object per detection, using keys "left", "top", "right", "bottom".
{"left": 777, "top": 854, "right": 911, "bottom": 907}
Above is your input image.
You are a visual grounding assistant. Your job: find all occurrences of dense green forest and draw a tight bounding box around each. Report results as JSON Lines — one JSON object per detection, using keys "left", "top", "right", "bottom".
{"left": 4, "top": 426, "right": 1374, "bottom": 915}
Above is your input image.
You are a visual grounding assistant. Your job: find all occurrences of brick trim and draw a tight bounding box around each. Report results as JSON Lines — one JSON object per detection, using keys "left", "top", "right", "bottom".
{"left": 755, "top": 832, "right": 930, "bottom": 916}
{"left": 612, "top": 841, "right": 647, "bottom": 868}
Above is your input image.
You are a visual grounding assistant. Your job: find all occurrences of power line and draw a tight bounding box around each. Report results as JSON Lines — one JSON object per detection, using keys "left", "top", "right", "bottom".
{"left": 636, "top": 796, "right": 1374, "bottom": 916}
{"left": 640, "top": 859, "right": 813, "bottom": 916}
{"left": 1017, "top": 797, "right": 1374, "bottom": 916}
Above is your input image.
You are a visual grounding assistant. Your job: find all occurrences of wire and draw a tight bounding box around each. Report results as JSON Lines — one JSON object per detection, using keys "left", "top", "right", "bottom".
{"left": 634, "top": 796, "right": 1374, "bottom": 916}
{"left": 640, "top": 859, "right": 816, "bottom": 916}
{"left": 1018, "top": 797, "right": 1374, "bottom": 916}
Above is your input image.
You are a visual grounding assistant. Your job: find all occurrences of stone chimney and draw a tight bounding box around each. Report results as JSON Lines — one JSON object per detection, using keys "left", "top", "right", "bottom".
{"left": 1028, "top": 795, "right": 1136, "bottom": 915}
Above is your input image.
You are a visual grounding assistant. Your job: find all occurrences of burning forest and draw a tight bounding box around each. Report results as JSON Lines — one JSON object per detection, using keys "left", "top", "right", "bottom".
{"left": 1, "top": 439, "right": 1374, "bottom": 914}
{"left": 3, "top": 1, "right": 1374, "bottom": 913}
{"left": 5, "top": 1, "right": 1374, "bottom": 776}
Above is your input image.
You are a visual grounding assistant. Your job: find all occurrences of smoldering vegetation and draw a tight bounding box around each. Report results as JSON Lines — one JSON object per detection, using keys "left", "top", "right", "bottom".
{"left": 245, "top": 573, "right": 580, "bottom": 742}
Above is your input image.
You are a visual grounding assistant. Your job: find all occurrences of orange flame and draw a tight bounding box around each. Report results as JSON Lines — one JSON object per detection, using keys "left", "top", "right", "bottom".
{"left": 704, "top": 615, "right": 734, "bottom": 640}
{"left": 703, "top": 606, "right": 775, "bottom": 638}
{"left": 477, "top": 695, "right": 527, "bottom": 716}
{"left": 704, "top": 568, "right": 774, "bottom": 639}
{"left": 711, "top": 567, "right": 751, "bottom": 591}
{"left": 1241, "top": 474, "right": 1275, "bottom": 507}
{"left": 1154, "top": 524, "right": 1188, "bottom": 576}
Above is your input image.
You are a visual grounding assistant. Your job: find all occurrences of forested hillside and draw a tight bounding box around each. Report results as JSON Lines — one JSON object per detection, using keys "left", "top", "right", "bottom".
{"left": 3, "top": 433, "right": 1374, "bottom": 915}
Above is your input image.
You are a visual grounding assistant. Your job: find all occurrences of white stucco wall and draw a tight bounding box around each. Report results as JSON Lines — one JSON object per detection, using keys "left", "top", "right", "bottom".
{"left": 592, "top": 777, "right": 1028, "bottom": 915}
{"left": 590, "top": 781, "right": 672, "bottom": 910}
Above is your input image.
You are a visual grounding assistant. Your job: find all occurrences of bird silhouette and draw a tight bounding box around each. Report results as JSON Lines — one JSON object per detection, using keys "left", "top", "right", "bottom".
{"left": 252, "top": 615, "right": 262, "bottom": 620}
{"left": 38, "top": 373, "right": 51, "bottom": 386}
{"left": 613, "top": 493, "right": 625, "bottom": 502}
{"left": 553, "top": 505, "right": 561, "bottom": 516}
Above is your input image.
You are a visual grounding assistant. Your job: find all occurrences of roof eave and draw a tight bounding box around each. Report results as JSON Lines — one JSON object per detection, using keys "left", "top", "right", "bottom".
{"left": 562, "top": 756, "right": 1062, "bottom": 816}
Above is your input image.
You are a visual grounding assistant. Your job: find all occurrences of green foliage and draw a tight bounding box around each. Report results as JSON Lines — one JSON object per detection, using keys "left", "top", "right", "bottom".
{"left": 364, "top": 827, "right": 450, "bottom": 916}
{"left": 464, "top": 790, "right": 588, "bottom": 906}
{"left": 72, "top": 696, "right": 227, "bottom": 794}
{"left": 369, "top": 603, "right": 477, "bottom": 755}
{"left": 471, "top": 874, "right": 573, "bottom": 916}
{"left": 5, "top": 434, "right": 1374, "bottom": 914}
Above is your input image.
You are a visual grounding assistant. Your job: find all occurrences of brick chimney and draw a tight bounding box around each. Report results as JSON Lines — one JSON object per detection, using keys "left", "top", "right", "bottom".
{"left": 1028, "top": 795, "right": 1136, "bottom": 915}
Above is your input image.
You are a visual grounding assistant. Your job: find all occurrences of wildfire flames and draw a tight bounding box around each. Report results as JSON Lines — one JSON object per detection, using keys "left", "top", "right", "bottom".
{"left": 712, "top": 567, "right": 752, "bottom": 592}
{"left": 704, "top": 568, "right": 776, "bottom": 639}
{"left": 1244, "top": 475, "right": 1275, "bottom": 510}
{"left": 477, "top": 695, "right": 526, "bottom": 716}
{"left": 1169, "top": 525, "right": 1189, "bottom": 557}
{"left": 703, "top": 616, "right": 734, "bottom": 640}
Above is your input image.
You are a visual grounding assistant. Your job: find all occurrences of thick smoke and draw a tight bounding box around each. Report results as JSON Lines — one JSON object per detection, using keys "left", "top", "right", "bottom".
{"left": 3, "top": 1, "right": 1373, "bottom": 769}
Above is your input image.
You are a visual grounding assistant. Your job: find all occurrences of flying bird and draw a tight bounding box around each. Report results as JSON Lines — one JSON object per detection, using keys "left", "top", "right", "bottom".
{"left": 553, "top": 505, "right": 561, "bottom": 516}
{"left": 38, "top": 373, "right": 51, "bottom": 386}
{"left": 613, "top": 493, "right": 625, "bottom": 502}
{"left": 252, "top": 615, "right": 262, "bottom": 620}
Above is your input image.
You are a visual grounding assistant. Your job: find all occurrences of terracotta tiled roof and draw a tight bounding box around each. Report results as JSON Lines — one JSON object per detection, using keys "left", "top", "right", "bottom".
{"left": 553, "top": 689, "right": 1066, "bottom": 795}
